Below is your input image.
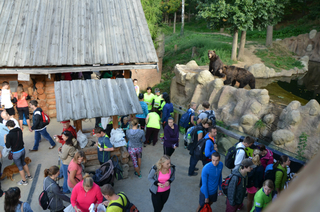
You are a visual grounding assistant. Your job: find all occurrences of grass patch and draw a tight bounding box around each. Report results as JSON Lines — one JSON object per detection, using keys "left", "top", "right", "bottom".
{"left": 255, "top": 43, "right": 304, "bottom": 72}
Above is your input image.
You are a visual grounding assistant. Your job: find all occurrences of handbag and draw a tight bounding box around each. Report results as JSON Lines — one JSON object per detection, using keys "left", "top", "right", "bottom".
{"left": 199, "top": 203, "right": 212, "bottom": 212}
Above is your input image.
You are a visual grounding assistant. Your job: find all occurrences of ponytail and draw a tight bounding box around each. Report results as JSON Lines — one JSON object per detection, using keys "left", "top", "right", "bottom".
{"left": 44, "top": 166, "right": 59, "bottom": 177}
{"left": 252, "top": 149, "right": 261, "bottom": 166}
{"left": 273, "top": 155, "right": 288, "bottom": 169}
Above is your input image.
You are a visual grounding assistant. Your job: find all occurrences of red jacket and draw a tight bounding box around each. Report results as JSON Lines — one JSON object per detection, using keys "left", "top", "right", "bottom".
{"left": 71, "top": 181, "right": 103, "bottom": 212}
{"left": 58, "top": 126, "right": 77, "bottom": 145}
{"left": 260, "top": 149, "right": 274, "bottom": 170}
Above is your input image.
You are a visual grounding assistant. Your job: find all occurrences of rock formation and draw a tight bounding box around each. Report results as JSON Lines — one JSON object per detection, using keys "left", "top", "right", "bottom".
{"left": 171, "top": 60, "right": 320, "bottom": 159}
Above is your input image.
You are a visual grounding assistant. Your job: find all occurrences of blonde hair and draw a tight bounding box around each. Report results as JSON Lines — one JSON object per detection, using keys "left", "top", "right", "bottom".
{"left": 188, "top": 102, "right": 197, "bottom": 109}
{"left": 17, "top": 85, "right": 24, "bottom": 100}
{"left": 131, "top": 118, "right": 138, "bottom": 126}
{"left": 83, "top": 173, "right": 93, "bottom": 188}
{"left": 156, "top": 155, "right": 170, "bottom": 175}
{"left": 252, "top": 149, "right": 261, "bottom": 166}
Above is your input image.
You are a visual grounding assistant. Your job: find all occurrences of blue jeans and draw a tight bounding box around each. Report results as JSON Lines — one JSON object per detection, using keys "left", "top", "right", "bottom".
{"left": 188, "top": 154, "right": 199, "bottom": 175}
{"left": 61, "top": 163, "right": 70, "bottom": 193}
{"left": 33, "top": 127, "right": 56, "bottom": 150}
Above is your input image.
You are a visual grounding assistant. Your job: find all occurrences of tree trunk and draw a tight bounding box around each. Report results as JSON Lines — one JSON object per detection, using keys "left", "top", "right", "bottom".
{"left": 188, "top": 9, "right": 191, "bottom": 22}
{"left": 180, "top": 0, "right": 185, "bottom": 36}
{"left": 266, "top": 25, "right": 273, "bottom": 47}
{"left": 238, "top": 31, "right": 246, "bottom": 61}
{"left": 173, "top": 12, "right": 176, "bottom": 33}
{"left": 231, "top": 28, "right": 238, "bottom": 61}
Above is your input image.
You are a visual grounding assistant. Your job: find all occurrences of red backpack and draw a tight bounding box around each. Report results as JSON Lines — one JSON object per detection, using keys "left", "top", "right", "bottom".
{"left": 42, "top": 111, "right": 50, "bottom": 126}
{"left": 199, "top": 203, "right": 212, "bottom": 212}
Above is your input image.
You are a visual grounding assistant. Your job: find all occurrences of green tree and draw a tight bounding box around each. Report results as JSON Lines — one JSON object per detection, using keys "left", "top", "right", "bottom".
{"left": 161, "top": 0, "right": 182, "bottom": 33}
{"left": 197, "top": 0, "right": 255, "bottom": 61}
{"left": 141, "top": 0, "right": 163, "bottom": 40}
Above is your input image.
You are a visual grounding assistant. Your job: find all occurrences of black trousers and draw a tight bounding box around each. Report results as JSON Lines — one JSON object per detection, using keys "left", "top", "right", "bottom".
{"left": 151, "top": 189, "right": 170, "bottom": 212}
{"left": 163, "top": 146, "right": 175, "bottom": 157}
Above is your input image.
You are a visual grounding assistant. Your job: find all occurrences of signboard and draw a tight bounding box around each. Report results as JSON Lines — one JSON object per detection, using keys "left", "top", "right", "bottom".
{"left": 18, "top": 73, "right": 30, "bottom": 81}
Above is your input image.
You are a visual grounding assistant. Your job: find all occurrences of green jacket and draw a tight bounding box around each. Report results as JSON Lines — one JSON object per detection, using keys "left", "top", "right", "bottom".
{"left": 274, "top": 164, "right": 287, "bottom": 190}
{"left": 250, "top": 187, "right": 272, "bottom": 212}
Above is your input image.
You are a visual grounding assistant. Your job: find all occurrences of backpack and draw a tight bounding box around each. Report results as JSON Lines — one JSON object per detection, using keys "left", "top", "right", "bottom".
{"left": 112, "top": 155, "right": 123, "bottom": 180}
{"left": 199, "top": 203, "right": 212, "bottom": 212}
{"left": 179, "top": 110, "right": 193, "bottom": 128}
{"left": 92, "top": 159, "right": 114, "bottom": 186}
{"left": 109, "top": 192, "right": 139, "bottom": 212}
{"left": 194, "top": 137, "right": 213, "bottom": 160}
{"left": 42, "top": 111, "right": 50, "bottom": 126}
{"left": 221, "top": 174, "right": 241, "bottom": 196}
{"left": 184, "top": 126, "right": 195, "bottom": 145}
{"left": 204, "top": 111, "right": 216, "bottom": 126}
{"left": 264, "top": 164, "right": 285, "bottom": 184}
{"left": 224, "top": 143, "right": 245, "bottom": 169}
{"left": 39, "top": 179, "right": 54, "bottom": 210}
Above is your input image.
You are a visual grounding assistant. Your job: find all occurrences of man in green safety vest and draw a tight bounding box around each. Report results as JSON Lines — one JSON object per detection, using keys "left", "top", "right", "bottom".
{"left": 144, "top": 87, "right": 154, "bottom": 112}
{"left": 152, "top": 88, "right": 165, "bottom": 115}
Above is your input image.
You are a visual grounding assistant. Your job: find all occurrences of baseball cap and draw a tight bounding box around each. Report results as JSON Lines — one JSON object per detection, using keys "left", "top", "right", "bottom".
{"left": 154, "top": 88, "right": 160, "bottom": 93}
{"left": 61, "top": 120, "right": 70, "bottom": 124}
{"left": 241, "top": 159, "right": 256, "bottom": 168}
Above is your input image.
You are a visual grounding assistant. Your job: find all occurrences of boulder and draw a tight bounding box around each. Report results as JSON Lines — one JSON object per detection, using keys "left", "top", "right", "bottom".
{"left": 248, "top": 63, "right": 276, "bottom": 78}
{"left": 272, "top": 129, "right": 295, "bottom": 145}
{"left": 196, "top": 70, "right": 215, "bottom": 85}
{"left": 263, "top": 114, "right": 275, "bottom": 125}
{"left": 250, "top": 102, "right": 262, "bottom": 115}
{"left": 186, "top": 60, "right": 199, "bottom": 69}
{"left": 306, "top": 44, "right": 313, "bottom": 52}
{"left": 240, "top": 114, "right": 259, "bottom": 127}
{"left": 309, "top": 29, "right": 317, "bottom": 39}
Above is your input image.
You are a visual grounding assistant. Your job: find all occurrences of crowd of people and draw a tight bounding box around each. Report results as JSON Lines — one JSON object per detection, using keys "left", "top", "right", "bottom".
{"left": 0, "top": 81, "right": 295, "bottom": 212}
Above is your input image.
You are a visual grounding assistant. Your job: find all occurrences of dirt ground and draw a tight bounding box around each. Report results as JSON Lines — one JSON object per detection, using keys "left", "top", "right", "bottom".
{"left": 0, "top": 119, "right": 249, "bottom": 212}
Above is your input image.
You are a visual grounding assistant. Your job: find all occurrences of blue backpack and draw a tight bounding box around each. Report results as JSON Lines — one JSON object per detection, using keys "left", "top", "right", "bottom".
{"left": 179, "top": 110, "right": 193, "bottom": 128}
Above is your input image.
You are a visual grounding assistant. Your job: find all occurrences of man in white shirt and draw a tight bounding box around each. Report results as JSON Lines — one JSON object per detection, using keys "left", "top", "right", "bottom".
{"left": 234, "top": 136, "right": 254, "bottom": 167}
{"left": 1, "top": 110, "right": 19, "bottom": 128}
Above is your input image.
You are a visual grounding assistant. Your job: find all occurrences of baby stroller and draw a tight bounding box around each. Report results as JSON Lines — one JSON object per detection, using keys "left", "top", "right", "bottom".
{"left": 92, "top": 159, "right": 115, "bottom": 186}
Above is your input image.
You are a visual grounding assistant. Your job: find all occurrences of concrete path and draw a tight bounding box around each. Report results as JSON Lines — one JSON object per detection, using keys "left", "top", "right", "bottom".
{"left": 0, "top": 118, "right": 249, "bottom": 212}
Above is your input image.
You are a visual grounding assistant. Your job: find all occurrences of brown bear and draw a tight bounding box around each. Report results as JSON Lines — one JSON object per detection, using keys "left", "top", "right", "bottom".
{"left": 208, "top": 50, "right": 224, "bottom": 76}
{"left": 215, "top": 65, "right": 255, "bottom": 89}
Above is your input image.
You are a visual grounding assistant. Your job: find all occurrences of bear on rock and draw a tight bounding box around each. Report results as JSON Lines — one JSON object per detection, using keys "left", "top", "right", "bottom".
{"left": 216, "top": 65, "right": 256, "bottom": 89}
{"left": 208, "top": 50, "right": 224, "bottom": 76}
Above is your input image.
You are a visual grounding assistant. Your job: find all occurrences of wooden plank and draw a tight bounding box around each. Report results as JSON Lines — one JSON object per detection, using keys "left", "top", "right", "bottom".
{"left": 0, "top": 0, "right": 14, "bottom": 66}
{"left": 72, "top": 0, "right": 78, "bottom": 65}
{"left": 216, "top": 126, "right": 241, "bottom": 140}
{"left": 124, "top": 70, "right": 131, "bottom": 78}
{"left": 60, "top": 0, "right": 69, "bottom": 65}
{"left": 74, "top": 119, "right": 82, "bottom": 132}
{"left": 54, "top": 81, "right": 64, "bottom": 121}
{"left": 109, "top": 0, "right": 122, "bottom": 63}
{"left": 78, "top": 0, "right": 85, "bottom": 65}
{"left": 47, "top": 0, "right": 60, "bottom": 65}
{"left": 82, "top": 146, "right": 97, "bottom": 155}
{"left": 40, "top": 0, "right": 53, "bottom": 66}
{"left": 67, "top": 0, "right": 74, "bottom": 65}
{"left": 34, "top": 0, "right": 46, "bottom": 66}
{"left": 92, "top": 0, "right": 99, "bottom": 63}
{"left": 97, "top": 0, "right": 107, "bottom": 64}
{"left": 7, "top": 0, "right": 24, "bottom": 67}
{"left": 114, "top": 0, "right": 128, "bottom": 63}
{"left": 0, "top": 64, "right": 158, "bottom": 74}
{"left": 100, "top": 0, "right": 113, "bottom": 64}
{"left": 112, "top": 115, "right": 118, "bottom": 129}
{"left": 84, "top": 0, "right": 91, "bottom": 64}
{"left": 85, "top": 159, "right": 100, "bottom": 167}
{"left": 29, "top": 0, "right": 41, "bottom": 66}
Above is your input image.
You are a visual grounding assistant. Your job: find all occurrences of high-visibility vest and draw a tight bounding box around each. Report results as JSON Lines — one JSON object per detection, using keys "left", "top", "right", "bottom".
{"left": 144, "top": 93, "right": 154, "bottom": 111}
{"left": 153, "top": 95, "right": 162, "bottom": 108}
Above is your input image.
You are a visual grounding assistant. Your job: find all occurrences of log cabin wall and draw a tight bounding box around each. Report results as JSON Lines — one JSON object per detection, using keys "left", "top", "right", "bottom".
{"left": 0, "top": 74, "right": 57, "bottom": 119}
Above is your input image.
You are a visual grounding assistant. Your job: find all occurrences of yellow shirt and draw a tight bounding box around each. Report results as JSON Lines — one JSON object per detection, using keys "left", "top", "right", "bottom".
{"left": 107, "top": 193, "right": 128, "bottom": 212}
{"left": 147, "top": 112, "right": 161, "bottom": 129}
{"left": 144, "top": 93, "right": 154, "bottom": 111}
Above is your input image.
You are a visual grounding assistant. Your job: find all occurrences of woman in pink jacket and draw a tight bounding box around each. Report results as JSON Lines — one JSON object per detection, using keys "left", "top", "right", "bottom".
{"left": 259, "top": 144, "right": 274, "bottom": 170}
{"left": 71, "top": 174, "right": 103, "bottom": 212}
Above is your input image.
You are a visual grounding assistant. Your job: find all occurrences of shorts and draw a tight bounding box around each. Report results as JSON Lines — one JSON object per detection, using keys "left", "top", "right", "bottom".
{"left": 128, "top": 147, "right": 142, "bottom": 168}
{"left": 12, "top": 149, "right": 26, "bottom": 171}
{"left": 199, "top": 191, "right": 217, "bottom": 207}
{"left": 17, "top": 107, "right": 29, "bottom": 120}
{"left": 137, "top": 118, "right": 146, "bottom": 129}
{"left": 246, "top": 186, "right": 257, "bottom": 194}
{"left": 5, "top": 107, "right": 15, "bottom": 116}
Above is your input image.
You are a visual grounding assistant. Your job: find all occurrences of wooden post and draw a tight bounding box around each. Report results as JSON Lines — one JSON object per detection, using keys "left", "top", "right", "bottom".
{"left": 113, "top": 116, "right": 118, "bottom": 129}
{"left": 74, "top": 120, "right": 82, "bottom": 132}
{"left": 174, "top": 112, "right": 179, "bottom": 125}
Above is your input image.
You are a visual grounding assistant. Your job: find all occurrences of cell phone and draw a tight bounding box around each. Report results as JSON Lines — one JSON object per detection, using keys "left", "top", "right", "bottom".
{"left": 138, "top": 124, "right": 141, "bottom": 128}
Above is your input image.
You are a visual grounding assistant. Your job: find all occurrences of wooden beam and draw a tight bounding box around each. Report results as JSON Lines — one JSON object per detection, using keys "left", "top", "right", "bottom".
{"left": 113, "top": 116, "right": 118, "bottom": 129}
{"left": 124, "top": 70, "right": 131, "bottom": 78}
{"left": 0, "top": 64, "right": 158, "bottom": 74}
{"left": 73, "top": 120, "right": 82, "bottom": 132}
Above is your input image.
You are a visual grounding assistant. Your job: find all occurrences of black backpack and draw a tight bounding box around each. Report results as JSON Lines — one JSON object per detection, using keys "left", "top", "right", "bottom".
{"left": 204, "top": 111, "right": 216, "bottom": 126}
{"left": 112, "top": 155, "right": 123, "bottom": 180}
{"left": 109, "top": 192, "right": 139, "bottom": 212}
{"left": 224, "top": 143, "right": 245, "bottom": 169}
{"left": 221, "top": 174, "right": 241, "bottom": 196}
{"left": 193, "top": 137, "right": 213, "bottom": 160}
{"left": 264, "top": 164, "right": 285, "bottom": 185}
{"left": 39, "top": 179, "right": 54, "bottom": 210}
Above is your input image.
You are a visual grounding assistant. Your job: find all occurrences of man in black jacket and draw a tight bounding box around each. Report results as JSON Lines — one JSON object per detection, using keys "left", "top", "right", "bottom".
{"left": 29, "top": 100, "right": 56, "bottom": 151}
{"left": 226, "top": 159, "right": 255, "bottom": 212}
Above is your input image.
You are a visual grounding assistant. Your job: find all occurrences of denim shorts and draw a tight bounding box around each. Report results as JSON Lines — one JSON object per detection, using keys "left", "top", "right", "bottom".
{"left": 13, "top": 149, "right": 26, "bottom": 171}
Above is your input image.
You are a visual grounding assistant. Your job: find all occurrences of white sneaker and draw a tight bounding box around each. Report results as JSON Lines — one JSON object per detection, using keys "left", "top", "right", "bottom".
{"left": 17, "top": 180, "right": 28, "bottom": 186}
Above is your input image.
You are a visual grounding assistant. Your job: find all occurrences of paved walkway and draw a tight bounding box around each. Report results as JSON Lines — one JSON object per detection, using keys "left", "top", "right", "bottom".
{"left": 0, "top": 118, "right": 248, "bottom": 212}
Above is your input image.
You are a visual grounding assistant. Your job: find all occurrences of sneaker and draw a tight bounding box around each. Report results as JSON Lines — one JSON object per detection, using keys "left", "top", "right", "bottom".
{"left": 188, "top": 172, "right": 198, "bottom": 177}
{"left": 26, "top": 175, "right": 33, "bottom": 181}
{"left": 17, "top": 180, "right": 28, "bottom": 186}
{"left": 134, "top": 171, "right": 139, "bottom": 176}
{"left": 138, "top": 174, "right": 142, "bottom": 178}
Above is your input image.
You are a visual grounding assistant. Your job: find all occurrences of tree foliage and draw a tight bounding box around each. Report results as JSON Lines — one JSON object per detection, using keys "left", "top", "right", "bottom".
{"left": 161, "top": 0, "right": 181, "bottom": 14}
{"left": 141, "top": 0, "right": 163, "bottom": 40}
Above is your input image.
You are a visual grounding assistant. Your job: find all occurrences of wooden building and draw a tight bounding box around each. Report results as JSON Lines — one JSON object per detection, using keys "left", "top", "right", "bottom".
{"left": 0, "top": 0, "right": 159, "bottom": 122}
